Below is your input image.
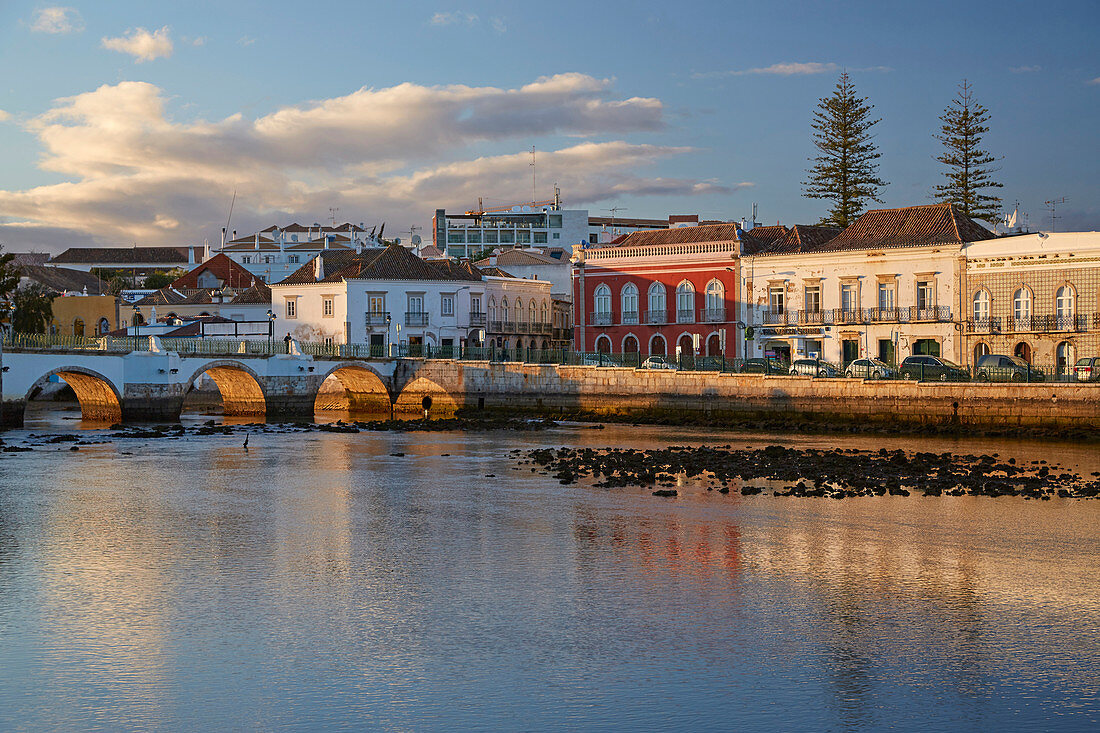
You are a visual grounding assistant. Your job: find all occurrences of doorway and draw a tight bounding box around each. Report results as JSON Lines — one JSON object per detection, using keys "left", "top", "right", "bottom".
{"left": 878, "top": 339, "right": 895, "bottom": 366}
{"left": 1014, "top": 341, "right": 1032, "bottom": 363}
{"left": 841, "top": 339, "right": 859, "bottom": 366}
{"left": 913, "top": 339, "right": 940, "bottom": 357}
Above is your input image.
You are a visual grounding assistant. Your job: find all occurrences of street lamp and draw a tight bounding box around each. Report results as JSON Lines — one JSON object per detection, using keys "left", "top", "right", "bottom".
{"left": 132, "top": 303, "right": 141, "bottom": 348}
{"left": 267, "top": 309, "right": 276, "bottom": 351}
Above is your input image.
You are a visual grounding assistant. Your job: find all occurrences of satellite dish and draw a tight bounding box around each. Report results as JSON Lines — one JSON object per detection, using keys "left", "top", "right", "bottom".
{"left": 411, "top": 234, "right": 422, "bottom": 245}
{"left": 394, "top": 237, "right": 402, "bottom": 245}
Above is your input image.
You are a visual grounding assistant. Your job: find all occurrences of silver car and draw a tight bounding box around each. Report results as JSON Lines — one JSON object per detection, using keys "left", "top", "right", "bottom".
{"left": 844, "top": 357, "right": 895, "bottom": 379}
{"left": 789, "top": 358, "right": 841, "bottom": 377}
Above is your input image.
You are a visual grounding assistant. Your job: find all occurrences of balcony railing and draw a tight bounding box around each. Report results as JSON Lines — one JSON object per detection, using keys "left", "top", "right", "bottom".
{"left": 867, "top": 307, "right": 901, "bottom": 322}
{"left": 365, "top": 311, "right": 390, "bottom": 327}
{"left": 763, "top": 310, "right": 789, "bottom": 325}
{"left": 405, "top": 311, "right": 429, "bottom": 327}
{"left": 591, "top": 312, "right": 613, "bottom": 326}
{"left": 535, "top": 321, "right": 553, "bottom": 334}
{"left": 503, "top": 320, "right": 517, "bottom": 333}
{"left": 703, "top": 307, "right": 726, "bottom": 323}
{"left": 912, "top": 306, "right": 951, "bottom": 322}
{"left": 677, "top": 309, "right": 695, "bottom": 324}
{"left": 967, "top": 317, "right": 1001, "bottom": 333}
{"left": 798, "top": 309, "right": 829, "bottom": 325}
{"left": 1008, "top": 314, "right": 1088, "bottom": 332}
{"left": 645, "top": 309, "right": 667, "bottom": 325}
{"left": 489, "top": 319, "right": 503, "bottom": 332}
{"left": 518, "top": 321, "right": 530, "bottom": 333}
{"left": 621, "top": 310, "right": 639, "bottom": 325}
{"left": 834, "top": 308, "right": 866, "bottom": 325}
{"left": 468, "top": 312, "right": 486, "bottom": 327}
{"left": 553, "top": 327, "right": 571, "bottom": 341}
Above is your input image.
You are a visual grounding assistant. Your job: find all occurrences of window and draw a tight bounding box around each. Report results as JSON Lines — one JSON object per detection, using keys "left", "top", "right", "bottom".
{"left": 706, "top": 279, "right": 725, "bottom": 310}
{"left": 972, "top": 290, "right": 990, "bottom": 321}
{"left": 288, "top": 255, "right": 299, "bottom": 264}
{"left": 515, "top": 298, "right": 524, "bottom": 323}
{"left": 323, "top": 297, "right": 334, "bottom": 317}
{"left": 1055, "top": 285, "right": 1074, "bottom": 319}
{"left": 803, "top": 284, "right": 821, "bottom": 313}
{"left": 285, "top": 298, "right": 297, "bottom": 318}
{"left": 648, "top": 282, "right": 666, "bottom": 315}
{"left": 408, "top": 294, "right": 424, "bottom": 313}
{"left": 441, "top": 294, "right": 454, "bottom": 317}
{"left": 1013, "top": 287, "right": 1032, "bottom": 321}
{"left": 534, "top": 232, "right": 547, "bottom": 244}
{"left": 500, "top": 231, "right": 515, "bottom": 244}
{"left": 916, "top": 280, "right": 934, "bottom": 311}
{"left": 594, "top": 284, "right": 612, "bottom": 314}
{"left": 73, "top": 318, "right": 85, "bottom": 337}
{"left": 502, "top": 299, "right": 510, "bottom": 322}
{"left": 676, "top": 281, "right": 695, "bottom": 322}
{"left": 368, "top": 295, "right": 385, "bottom": 314}
{"left": 466, "top": 231, "right": 482, "bottom": 244}
{"left": 487, "top": 297, "right": 496, "bottom": 320}
{"left": 471, "top": 295, "right": 482, "bottom": 314}
{"left": 878, "top": 282, "right": 895, "bottom": 310}
{"left": 484, "top": 230, "right": 498, "bottom": 244}
{"left": 621, "top": 283, "right": 639, "bottom": 320}
{"left": 448, "top": 231, "right": 465, "bottom": 243}
{"left": 768, "top": 286, "right": 785, "bottom": 314}
{"left": 242, "top": 256, "right": 251, "bottom": 264}
{"left": 549, "top": 214, "right": 563, "bottom": 228}
{"left": 540, "top": 301, "right": 548, "bottom": 324}
{"left": 840, "top": 283, "right": 857, "bottom": 312}
{"left": 97, "top": 317, "right": 110, "bottom": 335}
{"left": 552, "top": 233, "right": 560, "bottom": 240}
{"left": 516, "top": 230, "right": 531, "bottom": 244}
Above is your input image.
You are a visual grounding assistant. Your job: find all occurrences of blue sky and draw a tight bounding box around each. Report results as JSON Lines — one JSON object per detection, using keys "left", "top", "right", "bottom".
{"left": 0, "top": 0, "right": 1097, "bottom": 252}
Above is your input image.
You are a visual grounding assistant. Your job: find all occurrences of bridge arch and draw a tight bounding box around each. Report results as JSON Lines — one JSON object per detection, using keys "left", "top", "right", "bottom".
{"left": 393, "top": 376, "right": 459, "bottom": 418}
{"left": 184, "top": 360, "right": 266, "bottom": 416}
{"left": 314, "top": 362, "right": 392, "bottom": 414}
{"left": 24, "top": 366, "right": 123, "bottom": 422}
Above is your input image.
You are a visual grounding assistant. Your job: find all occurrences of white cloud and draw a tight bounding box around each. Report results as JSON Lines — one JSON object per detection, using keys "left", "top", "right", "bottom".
{"left": 1088, "top": 77, "right": 1100, "bottom": 86}
{"left": 0, "top": 75, "right": 732, "bottom": 250}
{"left": 0, "top": 110, "right": 11, "bottom": 122}
{"left": 693, "top": 62, "right": 891, "bottom": 79}
{"left": 30, "top": 7, "right": 83, "bottom": 34}
{"left": 101, "top": 26, "right": 174, "bottom": 63}
{"left": 1010, "top": 65, "right": 1041, "bottom": 73}
{"left": 238, "top": 35, "right": 256, "bottom": 46}
{"left": 490, "top": 17, "right": 507, "bottom": 33}
{"left": 431, "top": 11, "right": 478, "bottom": 25}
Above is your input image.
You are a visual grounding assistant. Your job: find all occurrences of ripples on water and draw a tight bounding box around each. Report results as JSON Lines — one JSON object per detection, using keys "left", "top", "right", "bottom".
{"left": 0, "top": 408, "right": 1098, "bottom": 731}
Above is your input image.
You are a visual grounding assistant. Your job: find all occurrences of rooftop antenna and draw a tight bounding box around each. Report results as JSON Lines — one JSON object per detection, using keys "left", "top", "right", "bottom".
{"left": 530, "top": 146, "right": 536, "bottom": 206}
{"left": 221, "top": 188, "right": 236, "bottom": 251}
{"left": 606, "top": 206, "right": 628, "bottom": 237}
{"left": 329, "top": 207, "right": 340, "bottom": 228}
{"left": 1043, "top": 197, "right": 1066, "bottom": 232}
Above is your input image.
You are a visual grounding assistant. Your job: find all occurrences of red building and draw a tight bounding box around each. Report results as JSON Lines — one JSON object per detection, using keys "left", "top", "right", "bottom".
{"left": 572, "top": 224, "right": 748, "bottom": 358}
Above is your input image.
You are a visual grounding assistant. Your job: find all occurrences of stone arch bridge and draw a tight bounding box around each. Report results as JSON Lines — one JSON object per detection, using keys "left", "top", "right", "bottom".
{"left": 0, "top": 342, "right": 468, "bottom": 427}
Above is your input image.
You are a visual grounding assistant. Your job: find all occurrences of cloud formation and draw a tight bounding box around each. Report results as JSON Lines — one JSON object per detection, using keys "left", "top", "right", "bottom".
{"left": 101, "top": 26, "right": 174, "bottom": 63}
{"left": 1010, "top": 65, "right": 1041, "bottom": 73}
{"left": 0, "top": 75, "right": 733, "bottom": 251}
{"left": 0, "top": 110, "right": 11, "bottom": 122}
{"left": 431, "top": 11, "right": 478, "bottom": 25}
{"left": 1088, "top": 77, "right": 1100, "bottom": 86}
{"left": 30, "top": 7, "right": 83, "bottom": 34}
{"left": 693, "top": 62, "right": 891, "bottom": 79}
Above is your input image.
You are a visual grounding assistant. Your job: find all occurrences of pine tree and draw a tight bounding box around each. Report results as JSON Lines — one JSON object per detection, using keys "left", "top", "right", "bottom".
{"left": 0, "top": 245, "right": 19, "bottom": 300}
{"left": 933, "top": 80, "right": 1002, "bottom": 223}
{"left": 802, "top": 72, "right": 888, "bottom": 228}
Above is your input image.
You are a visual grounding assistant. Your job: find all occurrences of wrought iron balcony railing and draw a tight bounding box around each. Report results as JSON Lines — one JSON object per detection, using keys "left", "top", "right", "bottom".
{"left": 676, "top": 308, "right": 695, "bottom": 324}
{"left": 590, "top": 312, "right": 613, "bottom": 326}
{"left": 645, "top": 309, "right": 667, "bottom": 325}
{"left": 365, "top": 311, "right": 390, "bottom": 327}
{"left": 703, "top": 307, "right": 726, "bottom": 323}
{"left": 405, "top": 311, "right": 429, "bottom": 327}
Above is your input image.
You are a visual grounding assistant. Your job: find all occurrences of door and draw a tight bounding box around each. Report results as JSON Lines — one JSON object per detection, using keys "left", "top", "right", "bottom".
{"left": 369, "top": 332, "right": 385, "bottom": 357}
{"left": 878, "top": 339, "right": 895, "bottom": 366}
{"left": 677, "top": 334, "right": 695, "bottom": 370}
{"left": 842, "top": 339, "right": 859, "bottom": 367}
{"left": 913, "top": 338, "right": 940, "bottom": 357}
{"left": 706, "top": 334, "right": 721, "bottom": 356}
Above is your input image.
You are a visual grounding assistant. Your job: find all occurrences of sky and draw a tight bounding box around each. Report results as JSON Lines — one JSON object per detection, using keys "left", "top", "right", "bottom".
{"left": 0, "top": 0, "right": 1097, "bottom": 253}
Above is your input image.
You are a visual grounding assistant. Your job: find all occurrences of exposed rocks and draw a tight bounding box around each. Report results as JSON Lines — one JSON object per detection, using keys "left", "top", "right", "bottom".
{"left": 522, "top": 444, "right": 1100, "bottom": 500}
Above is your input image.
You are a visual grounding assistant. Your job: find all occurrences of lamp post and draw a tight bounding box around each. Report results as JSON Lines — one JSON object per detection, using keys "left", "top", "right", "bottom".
{"left": 132, "top": 303, "right": 141, "bottom": 350}
{"left": 386, "top": 313, "right": 392, "bottom": 357}
{"left": 267, "top": 309, "right": 276, "bottom": 352}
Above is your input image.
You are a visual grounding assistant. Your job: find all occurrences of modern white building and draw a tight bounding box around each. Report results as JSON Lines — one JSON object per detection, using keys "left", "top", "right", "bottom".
{"left": 219, "top": 222, "right": 385, "bottom": 284}
{"left": 270, "top": 245, "right": 552, "bottom": 353}
{"left": 741, "top": 204, "right": 994, "bottom": 366}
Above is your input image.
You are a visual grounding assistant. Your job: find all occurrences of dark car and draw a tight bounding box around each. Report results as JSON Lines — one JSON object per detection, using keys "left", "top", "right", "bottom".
{"left": 899, "top": 355, "right": 969, "bottom": 382}
{"left": 789, "top": 358, "right": 841, "bottom": 378}
{"left": 738, "top": 358, "right": 786, "bottom": 375}
{"left": 974, "top": 354, "right": 1045, "bottom": 383}
{"left": 1075, "top": 356, "right": 1100, "bottom": 382}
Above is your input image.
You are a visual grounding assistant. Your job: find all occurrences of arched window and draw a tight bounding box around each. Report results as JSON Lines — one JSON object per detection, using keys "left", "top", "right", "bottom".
{"left": 650, "top": 334, "right": 666, "bottom": 356}
{"left": 133, "top": 313, "right": 146, "bottom": 326}
{"left": 705, "top": 279, "right": 724, "bottom": 321}
{"left": 501, "top": 298, "right": 510, "bottom": 323}
{"left": 540, "top": 300, "right": 548, "bottom": 325}
{"left": 97, "top": 317, "right": 110, "bottom": 335}
{"left": 73, "top": 318, "right": 85, "bottom": 337}
{"left": 488, "top": 296, "right": 497, "bottom": 321}
{"left": 972, "top": 290, "right": 990, "bottom": 322}
{"left": 515, "top": 298, "right": 523, "bottom": 324}
{"left": 647, "top": 282, "right": 666, "bottom": 323}
{"left": 529, "top": 300, "right": 536, "bottom": 325}
{"left": 676, "top": 281, "right": 695, "bottom": 323}
{"left": 1013, "top": 287, "right": 1032, "bottom": 325}
{"left": 1055, "top": 285, "right": 1075, "bottom": 323}
{"left": 974, "top": 342, "right": 990, "bottom": 365}
{"left": 621, "top": 283, "right": 639, "bottom": 323}
{"left": 595, "top": 335, "right": 612, "bottom": 354}
{"left": 1056, "top": 341, "right": 1075, "bottom": 376}
{"left": 594, "top": 284, "right": 612, "bottom": 315}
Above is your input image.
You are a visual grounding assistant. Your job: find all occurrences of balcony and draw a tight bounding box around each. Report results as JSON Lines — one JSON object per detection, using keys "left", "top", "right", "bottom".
{"left": 489, "top": 319, "right": 503, "bottom": 332}
{"left": 867, "top": 307, "right": 902, "bottom": 323}
{"left": 676, "top": 309, "right": 695, "bottom": 324}
{"left": 553, "top": 327, "right": 571, "bottom": 341}
{"left": 469, "top": 312, "right": 486, "bottom": 327}
{"left": 703, "top": 307, "right": 726, "bottom": 323}
{"left": 834, "top": 308, "right": 866, "bottom": 325}
{"left": 798, "top": 309, "right": 830, "bottom": 325}
{"left": 591, "top": 312, "right": 613, "bottom": 326}
{"left": 645, "top": 309, "right": 668, "bottom": 325}
{"left": 763, "top": 310, "right": 789, "bottom": 325}
{"left": 405, "top": 311, "right": 429, "bottom": 327}
{"left": 967, "top": 317, "right": 1000, "bottom": 333}
{"left": 912, "top": 306, "right": 951, "bottom": 322}
{"left": 1009, "top": 314, "right": 1087, "bottom": 333}
{"left": 503, "top": 320, "right": 517, "bottom": 333}
{"left": 534, "top": 321, "right": 553, "bottom": 334}
{"left": 621, "top": 310, "right": 639, "bottom": 325}
{"left": 365, "top": 311, "right": 390, "bottom": 327}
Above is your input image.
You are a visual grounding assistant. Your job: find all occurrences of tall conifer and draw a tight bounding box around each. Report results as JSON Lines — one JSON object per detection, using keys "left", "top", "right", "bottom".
{"left": 933, "top": 80, "right": 1002, "bottom": 223}
{"left": 802, "top": 72, "right": 888, "bottom": 228}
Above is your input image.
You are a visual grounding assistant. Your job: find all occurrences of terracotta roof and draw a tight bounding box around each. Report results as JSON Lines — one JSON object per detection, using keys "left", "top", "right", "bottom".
{"left": 737, "top": 225, "right": 790, "bottom": 254}
{"left": 608, "top": 223, "right": 742, "bottom": 248}
{"left": 476, "top": 249, "right": 560, "bottom": 267}
{"left": 417, "top": 245, "right": 445, "bottom": 259}
{"left": 133, "top": 288, "right": 188, "bottom": 306}
{"left": 171, "top": 254, "right": 256, "bottom": 290}
{"left": 18, "top": 265, "right": 109, "bottom": 294}
{"left": 50, "top": 247, "right": 189, "bottom": 265}
{"left": 280, "top": 245, "right": 489, "bottom": 286}
{"left": 763, "top": 203, "right": 994, "bottom": 256}
{"left": 9, "top": 252, "right": 51, "bottom": 267}
{"left": 429, "top": 259, "right": 484, "bottom": 282}
{"left": 758, "top": 225, "right": 842, "bottom": 255}
{"left": 478, "top": 266, "right": 516, "bottom": 278}
{"left": 230, "top": 281, "right": 272, "bottom": 305}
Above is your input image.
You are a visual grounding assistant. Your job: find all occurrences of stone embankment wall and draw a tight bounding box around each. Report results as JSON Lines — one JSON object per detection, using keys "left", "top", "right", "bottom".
{"left": 400, "top": 361, "right": 1100, "bottom": 430}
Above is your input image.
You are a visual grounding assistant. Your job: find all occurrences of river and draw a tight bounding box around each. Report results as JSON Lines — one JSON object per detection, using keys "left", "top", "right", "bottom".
{"left": 1, "top": 407, "right": 1098, "bottom": 731}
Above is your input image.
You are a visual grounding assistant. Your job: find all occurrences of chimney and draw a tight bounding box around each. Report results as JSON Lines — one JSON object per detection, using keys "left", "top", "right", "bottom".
{"left": 254, "top": 233, "right": 260, "bottom": 250}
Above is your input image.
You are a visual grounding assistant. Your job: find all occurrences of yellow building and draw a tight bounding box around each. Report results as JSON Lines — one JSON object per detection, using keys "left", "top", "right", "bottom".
{"left": 50, "top": 294, "right": 122, "bottom": 336}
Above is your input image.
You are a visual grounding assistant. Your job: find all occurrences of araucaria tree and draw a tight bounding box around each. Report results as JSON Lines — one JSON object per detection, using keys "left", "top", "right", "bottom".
{"left": 802, "top": 72, "right": 888, "bottom": 228}
{"left": 933, "top": 80, "right": 1002, "bottom": 223}
{"left": 0, "top": 245, "right": 19, "bottom": 300}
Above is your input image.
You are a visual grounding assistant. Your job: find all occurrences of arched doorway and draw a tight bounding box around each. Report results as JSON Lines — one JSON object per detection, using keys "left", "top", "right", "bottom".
{"left": 1056, "top": 341, "right": 1074, "bottom": 378}
{"left": 1014, "top": 341, "right": 1032, "bottom": 364}
{"left": 595, "top": 336, "right": 612, "bottom": 354}
{"left": 677, "top": 334, "right": 695, "bottom": 369}
{"left": 315, "top": 364, "right": 391, "bottom": 416}
{"left": 183, "top": 362, "right": 266, "bottom": 418}
{"left": 650, "top": 334, "right": 666, "bottom": 356}
{"left": 623, "top": 335, "right": 639, "bottom": 353}
{"left": 974, "top": 342, "right": 990, "bottom": 367}
{"left": 706, "top": 333, "right": 721, "bottom": 356}
{"left": 23, "top": 367, "right": 123, "bottom": 424}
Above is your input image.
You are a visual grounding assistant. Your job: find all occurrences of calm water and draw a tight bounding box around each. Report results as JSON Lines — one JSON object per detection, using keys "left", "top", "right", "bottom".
{"left": 1, "top": 408, "right": 1099, "bottom": 731}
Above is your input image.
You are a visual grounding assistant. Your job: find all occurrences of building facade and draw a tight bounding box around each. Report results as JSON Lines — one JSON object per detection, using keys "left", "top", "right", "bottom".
{"left": 962, "top": 231, "right": 1100, "bottom": 372}
{"left": 220, "top": 222, "right": 383, "bottom": 284}
{"left": 572, "top": 224, "right": 742, "bottom": 358}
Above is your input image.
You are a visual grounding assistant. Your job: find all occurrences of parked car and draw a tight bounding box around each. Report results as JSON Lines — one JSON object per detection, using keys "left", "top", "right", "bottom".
{"left": 640, "top": 356, "right": 677, "bottom": 370}
{"left": 1075, "top": 356, "right": 1100, "bottom": 382}
{"left": 974, "top": 354, "right": 1045, "bottom": 382}
{"left": 581, "top": 353, "right": 620, "bottom": 367}
{"left": 789, "top": 358, "right": 841, "bottom": 378}
{"left": 899, "top": 355, "right": 969, "bottom": 382}
{"left": 738, "top": 358, "right": 786, "bottom": 375}
{"left": 844, "top": 357, "right": 895, "bottom": 380}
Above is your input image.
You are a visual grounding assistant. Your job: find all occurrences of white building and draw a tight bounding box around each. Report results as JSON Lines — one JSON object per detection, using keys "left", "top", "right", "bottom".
{"left": 220, "top": 222, "right": 384, "bottom": 284}
{"left": 741, "top": 204, "right": 995, "bottom": 365}
{"left": 270, "top": 245, "right": 552, "bottom": 353}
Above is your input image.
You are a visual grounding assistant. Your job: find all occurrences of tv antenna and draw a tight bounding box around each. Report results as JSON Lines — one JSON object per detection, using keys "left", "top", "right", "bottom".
{"left": 606, "top": 206, "right": 628, "bottom": 230}
{"left": 220, "top": 188, "right": 236, "bottom": 251}
{"left": 329, "top": 207, "right": 340, "bottom": 228}
{"left": 529, "top": 146, "right": 536, "bottom": 206}
{"left": 1043, "top": 197, "right": 1065, "bottom": 232}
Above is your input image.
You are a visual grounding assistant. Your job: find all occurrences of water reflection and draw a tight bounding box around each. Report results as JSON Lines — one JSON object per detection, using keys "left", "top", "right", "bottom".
{"left": 0, "top": 418, "right": 1097, "bottom": 730}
